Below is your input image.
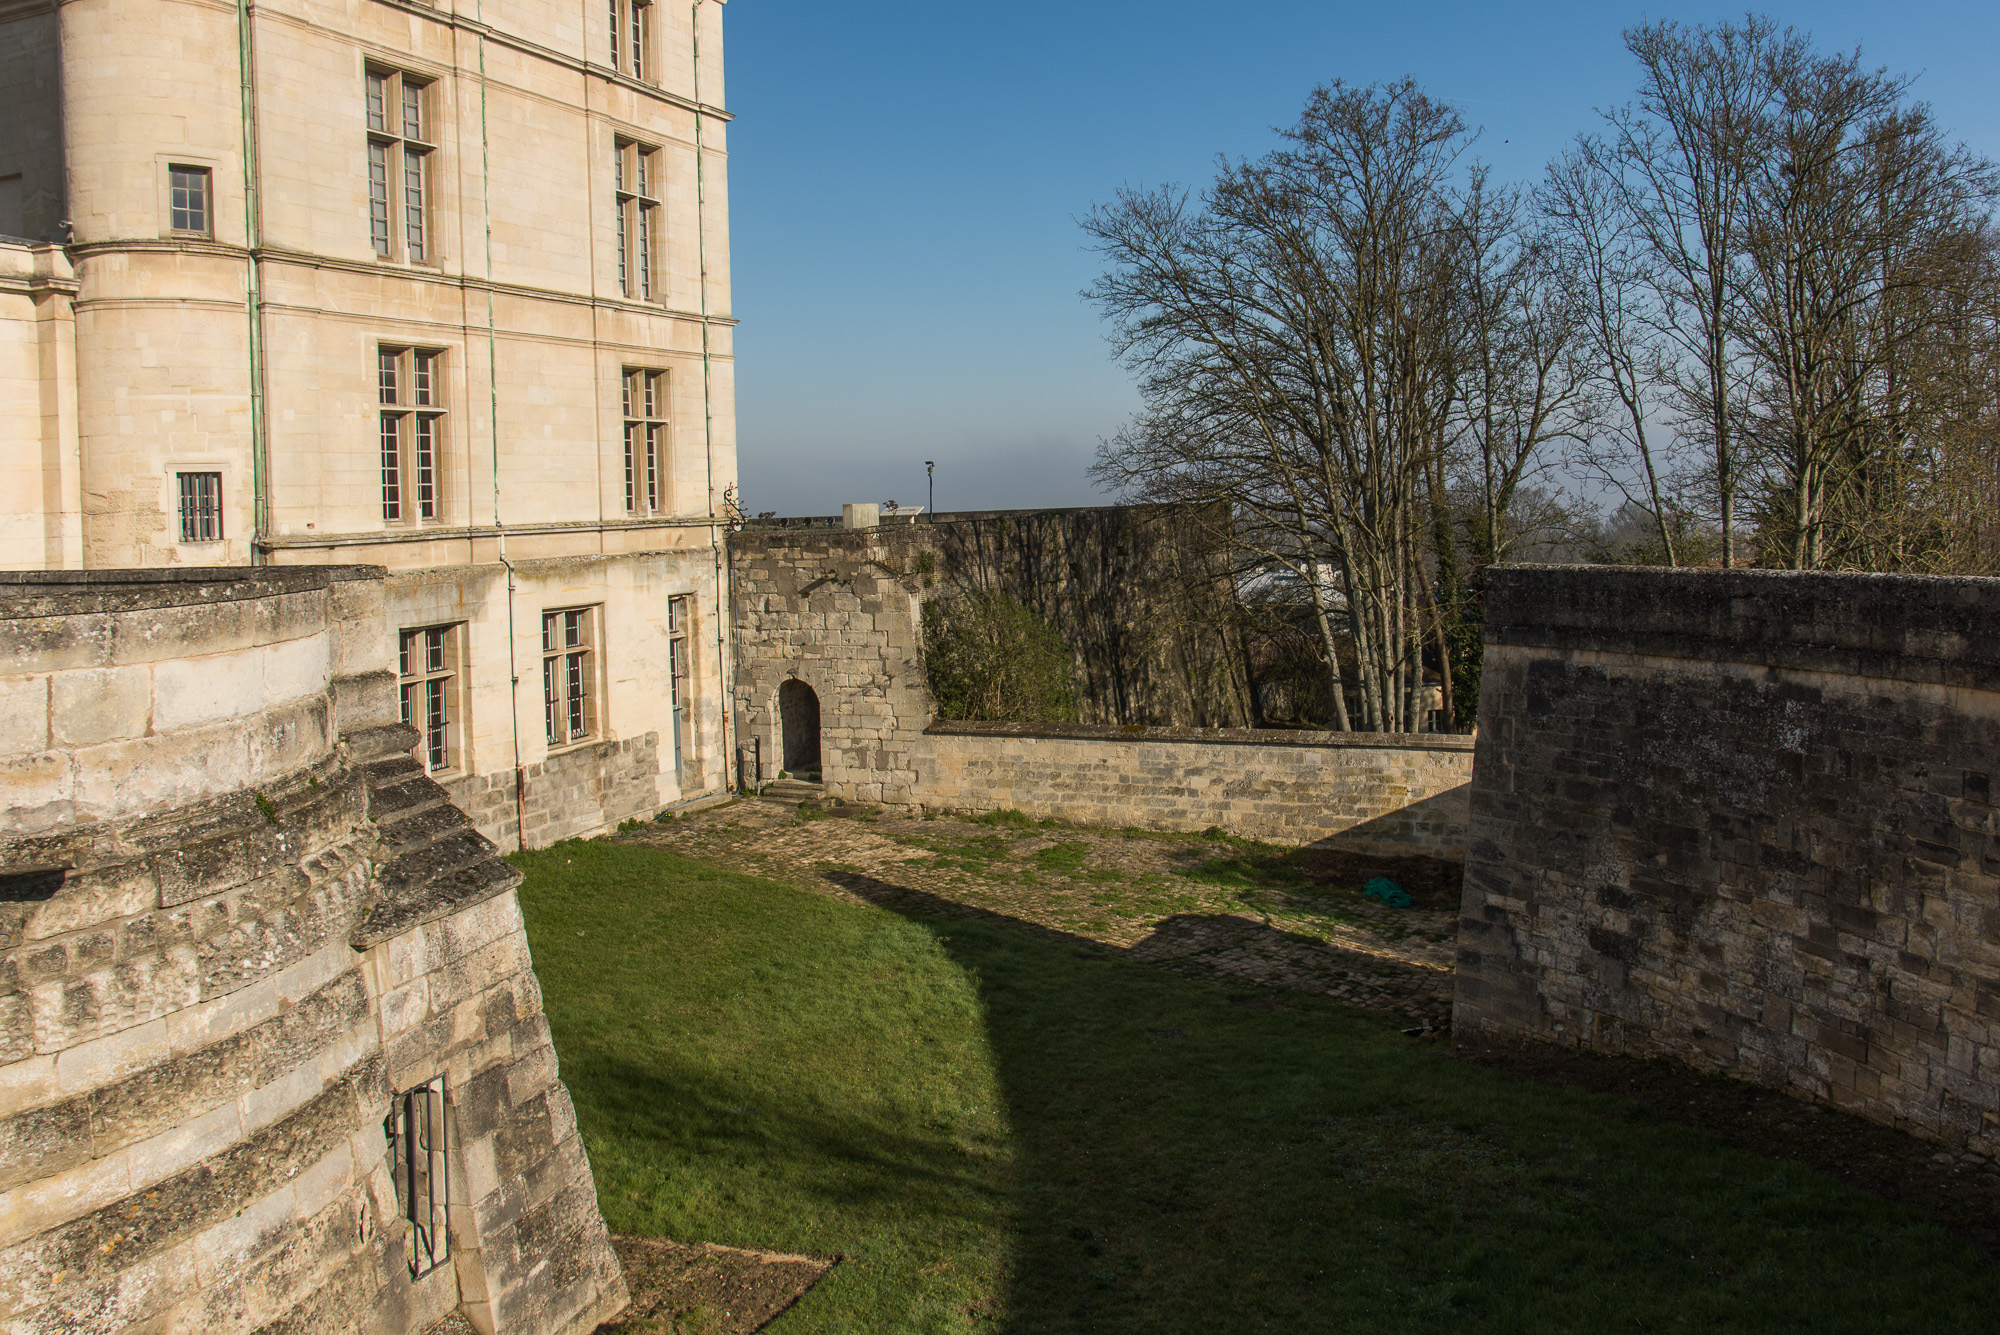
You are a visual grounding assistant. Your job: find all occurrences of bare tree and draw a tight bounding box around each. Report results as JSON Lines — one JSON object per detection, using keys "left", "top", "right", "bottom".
{"left": 1085, "top": 80, "right": 1474, "bottom": 732}
{"left": 1605, "top": 16, "right": 1799, "bottom": 568}
{"left": 1732, "top": 48, "right": 1999, "bottom": 568}
{"left": 1543, "top": 143, "right": 1685, "bottom": 564}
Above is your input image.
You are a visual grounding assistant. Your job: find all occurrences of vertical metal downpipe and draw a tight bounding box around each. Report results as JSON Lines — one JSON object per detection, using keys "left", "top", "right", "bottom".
{"left": 691, "top": 0, "right": 731, "bottom": 794}
{"left": 476, "top": 6, "right": 527, "bottom": 850}
{"left": 236, "top": 0, "right": 269, "bottom": 561}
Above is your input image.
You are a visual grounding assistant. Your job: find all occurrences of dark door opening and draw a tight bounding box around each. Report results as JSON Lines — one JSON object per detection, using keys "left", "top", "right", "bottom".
{"left": 779, "top": 678, "right": 821, "bottom": 777}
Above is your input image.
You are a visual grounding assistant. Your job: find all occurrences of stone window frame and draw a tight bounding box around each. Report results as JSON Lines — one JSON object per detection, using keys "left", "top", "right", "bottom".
{"left": 668, "top": 594, "right": 691, "bottom": 778}
{"left": 607, "top": 0, "right": 654, "bottom": 82}
{"left": 398, "top": 622, "right": 466, "bottom": 775}
{"left": 542, "top": 605, "right": 603, "bottom": 750}
{"left": 621, "top": 366, "right": 668, "bottom": 513}
{"left": 385, "top": 1075, "right": 450, "bottom": 1278}
{"left": 378, "top": 343, "right": 447, "bottom": 525}
{"left": 166, "top": 164, "right": 212, "bottom": 238}
{"left": 175, "top": 470, "right": 224, "bottom": 544}
{"left": 613, "top": 136, "right": 663, "bottom": 302}
{"left": 365, "top": 65, "right": 438, "bottom": 265}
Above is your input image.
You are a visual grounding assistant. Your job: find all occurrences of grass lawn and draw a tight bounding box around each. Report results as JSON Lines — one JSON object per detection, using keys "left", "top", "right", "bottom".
{"left": 515, "top": 840, "right": 1997, "bottom": 1334}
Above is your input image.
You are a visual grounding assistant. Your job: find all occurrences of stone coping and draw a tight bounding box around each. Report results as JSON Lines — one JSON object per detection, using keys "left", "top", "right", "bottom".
{"left": 924, "top": 719, "right": 1476, "bottom": 752}
{"left": 1486, "top": 564, "right": 2000, "bottom": 689}
{"left": 0, "top": 566, "right": 385, "bottom": 615}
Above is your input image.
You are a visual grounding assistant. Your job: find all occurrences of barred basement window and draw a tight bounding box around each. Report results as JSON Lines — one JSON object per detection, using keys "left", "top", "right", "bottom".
{"left": 366, "top": 68, "right": 435, "bottom": 262}
{"left": 168, "top": 165, "right": 211, "bottom": 236}
{"left": 542, "top": 607, "right": 599, "bottom": 747}
{"left": 398, "top": 624, "right": 462, "bottom": 773}
{"left": 176, "top": 472, "right": 223, "bottom": 543}
{"left": 614, "top": 138, "right": 661, "bottom": 300}
{"left": 621, "top": 368, "right": 666, "bottom": 513}
{"left": 378, "top": 345, "right": 446, "bottom": 522}
{"left": 385, "top": 1076, "right": 449, "bottom": 1278}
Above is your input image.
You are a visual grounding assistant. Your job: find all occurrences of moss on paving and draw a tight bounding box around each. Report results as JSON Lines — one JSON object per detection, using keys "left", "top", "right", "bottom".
{"left": 518, "top": 841, "right": 1998, "bottom": 1334}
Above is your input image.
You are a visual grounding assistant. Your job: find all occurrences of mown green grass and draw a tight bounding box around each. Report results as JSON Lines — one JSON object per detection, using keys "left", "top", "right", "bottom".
{"left": 516, "top": 841, "right": 1997, "bottom": 1334}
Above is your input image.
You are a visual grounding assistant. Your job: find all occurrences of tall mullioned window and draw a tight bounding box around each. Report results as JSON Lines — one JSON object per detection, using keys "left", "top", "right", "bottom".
{"left": 542, "top": 607, "right": 599, "bottom": 747}
{"left": 668, "top": 595, "right": 690, "bottom": 778}
{"left": 398, "top": 624, "right": 462, "bottom": 774}
{"left": 607, "top": 0, "right": 652, "bottom": 78}
{"left": 366, "top": 69, "right": 434, "bottom": 262}
{"left": 378, "top": 345, "right": 445, "bottom": 522}
{"left": 168, "top": 166, "right": 210, "bottom": 235}
{"left": 614, "top": 138, "right": 661, "bottom": 301}
{"left": 622, "top": 368, "right": 666, "bottom": 513}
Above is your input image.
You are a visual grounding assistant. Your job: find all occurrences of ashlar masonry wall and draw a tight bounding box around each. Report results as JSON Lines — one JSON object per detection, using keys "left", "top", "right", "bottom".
{"left": 1455, "top": 566, "right": 2000, "bottom": 1157}
{"left": 0, "top": 569, "right": 626, "bottom": 1335}
{"left": 921, "top": 721, "right": 1473, "bottom": 854}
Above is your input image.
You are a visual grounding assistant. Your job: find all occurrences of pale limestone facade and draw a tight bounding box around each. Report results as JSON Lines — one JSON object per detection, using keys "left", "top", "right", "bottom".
{"left": 0, "top": 567, "right": 629, "bottom": 1335}
{"left": 1, "top": 0, "right": 737, "bottom": 847}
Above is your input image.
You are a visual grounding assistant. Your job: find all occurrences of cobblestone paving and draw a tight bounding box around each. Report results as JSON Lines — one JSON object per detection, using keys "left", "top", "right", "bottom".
{"left": 618, "top": 795, "right": 1460, "bottom": 1021}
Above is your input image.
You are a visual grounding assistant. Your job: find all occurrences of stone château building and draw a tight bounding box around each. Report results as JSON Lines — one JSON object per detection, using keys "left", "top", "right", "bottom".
{"left": 1, "top": 0, "right": 739, "bottom": 848}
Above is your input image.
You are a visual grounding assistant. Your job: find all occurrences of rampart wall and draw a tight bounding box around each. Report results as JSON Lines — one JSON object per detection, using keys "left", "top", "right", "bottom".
{"left": 920, "top": 721, "right": 1472, "bottom": 853}
{"left": 1454, "top": 566, "right": 2000, "bottom": 1157}
{"left": 731, "top": 525, "right": 1472, "bottom": 856}
{"left": 0, "top": 569, "right": 625, "bottom": 1335}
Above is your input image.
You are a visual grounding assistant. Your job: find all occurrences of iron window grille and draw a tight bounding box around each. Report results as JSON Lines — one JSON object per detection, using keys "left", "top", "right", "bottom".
{"left": 621, "top": 368, "right": 667, "bottom": 513}
{"left": 398, "top": 624, "right": 462, "bottom": 773}
{"left": 542, "top": 607, "right": 599, "bottom": 747}
{"left": 378, "top": 345, "right": 445, "bottom": 523}
{"left": 168, "top": 165, "right": 211, "bottom": 236}
{"left": 366, "top": 69, "right": 435, "bottom": 263}
{"left": 614, "top": 138, "right": 661, "bottom": 301}
{"left": 385, "top": 1076, "right": 450, "bottom": 1278}
{"left": 668, "top": 595, "right": 690, "bottom": 778}
{"left": 607, "top": 0, "right": 652, "bottom": 79}
{"left": 176, "top": 472, "right": 223, "bottom": 543}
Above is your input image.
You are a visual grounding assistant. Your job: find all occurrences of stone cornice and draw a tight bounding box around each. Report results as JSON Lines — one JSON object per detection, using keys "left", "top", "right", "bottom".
{"left": 62, "top": 240, "right": 739, "bottom": 326}
{"left": 257, "top": 514, "right": 726, "bottom": 551}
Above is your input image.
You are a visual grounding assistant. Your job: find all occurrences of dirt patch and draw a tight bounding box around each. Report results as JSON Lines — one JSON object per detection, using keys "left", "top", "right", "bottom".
{"left": 1457, "top": 1038, "right": 2000, "bottom": 1259}
{"left": 624, "top": 797, "right": 1456, "bottom": 1019}
{"left": 596, "top": 1235, "right": 836, "bottom": 1334}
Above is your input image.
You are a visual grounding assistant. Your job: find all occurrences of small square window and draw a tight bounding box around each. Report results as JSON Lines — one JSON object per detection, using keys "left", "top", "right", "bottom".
{"left": 169, "top": 166, "right": 211, "bottom": 236}
{"left": 176, "top": 472, "right": 222, "bottom": 543}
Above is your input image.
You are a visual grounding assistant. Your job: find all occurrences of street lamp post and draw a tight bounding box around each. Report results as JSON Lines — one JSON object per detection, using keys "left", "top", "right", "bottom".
{"left": 925, "top": 461, "right": 935, "bottom": 522}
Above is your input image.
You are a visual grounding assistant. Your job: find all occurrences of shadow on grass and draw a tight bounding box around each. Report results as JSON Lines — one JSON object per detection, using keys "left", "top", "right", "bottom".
{"left": 824, "top": 870, "right": 1999, "bottom": 1334}
{"left": 824, "top": 869, "right": 1452, "bottom": 1018}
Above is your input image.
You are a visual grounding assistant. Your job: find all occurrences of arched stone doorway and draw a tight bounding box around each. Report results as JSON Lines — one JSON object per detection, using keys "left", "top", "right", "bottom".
{"left": 779, "top": 678, "right": 821, "bottom": 777}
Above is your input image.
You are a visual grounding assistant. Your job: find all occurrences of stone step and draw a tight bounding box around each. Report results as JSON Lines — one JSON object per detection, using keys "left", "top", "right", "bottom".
{"left": 759, "top": 779, "right": 825, "bottom": 802}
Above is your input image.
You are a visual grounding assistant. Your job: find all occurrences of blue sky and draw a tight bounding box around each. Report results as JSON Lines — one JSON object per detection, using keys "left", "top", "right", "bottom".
{"left": 723, "top": 2, "right": 2000, "bottom": 518}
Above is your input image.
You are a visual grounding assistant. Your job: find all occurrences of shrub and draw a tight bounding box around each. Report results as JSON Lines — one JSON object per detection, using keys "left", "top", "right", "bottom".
{"left": 921, "top": 591, "right": 1080, "bottom": 723}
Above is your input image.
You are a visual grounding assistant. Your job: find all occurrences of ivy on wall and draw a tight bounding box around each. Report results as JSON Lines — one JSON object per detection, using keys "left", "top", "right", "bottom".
{"left": 921, "top": 591, "right": 1081, "bottom": 724}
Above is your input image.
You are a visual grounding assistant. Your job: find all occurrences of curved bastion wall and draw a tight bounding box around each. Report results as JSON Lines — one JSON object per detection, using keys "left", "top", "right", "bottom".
{"left": 1455, "top": 566, "right": 2000, "bottom": 1158}
{"left": 0, "top": 569, "right": 626, "bottom": 1335}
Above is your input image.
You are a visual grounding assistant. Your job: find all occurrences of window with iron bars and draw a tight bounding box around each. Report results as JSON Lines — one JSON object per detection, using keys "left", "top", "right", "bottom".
{"left": 542, "top": 607, "right": 599, "bottom": 747}
{"left": 607, "top": 0, "right": 652, "bottom": 79}
{"left": 378, "top": 345, "right": 445, "bottom": 523}
{"left": 385, "top": 1076, "right": 449, "bottom": 1278}
{"left": 398, "top": 624, "right": 462, "bottom": 774}
{"left": 614, "top": 138, "right": 661, "bottom": 301}
{"left": 622, "top": 368, "right": 667, "bottom": 513}
{"left": 176, "top": 472, "right": 223, "bottom": 543}
{"left": 365, "top": 68, "right": 435, "bottom": 263}
{"left": 668, "top": 595, "right": 691, "bottom": 779}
